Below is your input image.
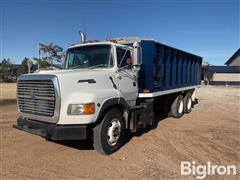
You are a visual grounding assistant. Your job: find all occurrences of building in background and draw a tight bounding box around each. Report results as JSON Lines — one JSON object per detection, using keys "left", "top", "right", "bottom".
{"left": 225, "top": 48, "right": 240, "bottom": 66}
{"left": 203, "top": 48, "right": 240, "bottom": 86}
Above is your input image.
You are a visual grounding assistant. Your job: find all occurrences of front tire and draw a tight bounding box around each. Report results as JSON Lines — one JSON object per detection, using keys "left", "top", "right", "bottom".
{"left": 93, "top": 109, "right": 125, "bottom": 155}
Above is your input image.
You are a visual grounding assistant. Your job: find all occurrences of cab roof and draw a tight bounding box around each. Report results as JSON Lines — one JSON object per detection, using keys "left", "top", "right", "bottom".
{"left": 68, "top": 41, "right": 122, "bottom": 50}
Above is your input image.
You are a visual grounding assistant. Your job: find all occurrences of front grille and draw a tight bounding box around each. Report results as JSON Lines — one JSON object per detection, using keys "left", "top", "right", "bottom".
{"left": 17, "top": 80, "right": 55, "bottom": 117}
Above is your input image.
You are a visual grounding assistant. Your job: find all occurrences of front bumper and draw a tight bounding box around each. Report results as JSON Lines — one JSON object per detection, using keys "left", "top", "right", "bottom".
{"left": 13, "top": 117, "right": 88, "bottom": 140}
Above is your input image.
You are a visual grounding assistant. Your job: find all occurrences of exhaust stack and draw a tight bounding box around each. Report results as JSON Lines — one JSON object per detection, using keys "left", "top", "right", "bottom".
{"left": 79, "top": 31, "right": 86, "bottom": 43}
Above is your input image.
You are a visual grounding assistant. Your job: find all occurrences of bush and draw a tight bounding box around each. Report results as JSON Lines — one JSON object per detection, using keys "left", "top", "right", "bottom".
{"left": 0, "top": 59, "right": 15, "bottom": 82}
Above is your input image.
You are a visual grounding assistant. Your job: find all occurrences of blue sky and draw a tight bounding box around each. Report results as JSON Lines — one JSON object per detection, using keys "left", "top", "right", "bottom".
{"left": 1, "top": 0, "right": 239, "bottom": 65}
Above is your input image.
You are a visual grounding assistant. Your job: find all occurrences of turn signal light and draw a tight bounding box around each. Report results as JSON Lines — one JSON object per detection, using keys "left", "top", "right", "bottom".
{"left": 143, "top": 89, "right": 150, "bottom": 93}
{"left": 83, "top": 103, "right": 95, "bottom": 114}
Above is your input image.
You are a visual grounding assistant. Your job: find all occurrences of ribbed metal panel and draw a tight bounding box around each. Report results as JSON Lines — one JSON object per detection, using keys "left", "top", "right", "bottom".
{"left": 17, "top": 80, "right": 55, "bottom": 117}
{"left": 136, "top": 40, "right": 202, "bottom": 92}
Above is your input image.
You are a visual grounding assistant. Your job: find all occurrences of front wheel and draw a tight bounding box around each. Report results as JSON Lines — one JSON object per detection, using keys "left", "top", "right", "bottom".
{"left": 93, "top": 109, "right": 125, "bottom": 155}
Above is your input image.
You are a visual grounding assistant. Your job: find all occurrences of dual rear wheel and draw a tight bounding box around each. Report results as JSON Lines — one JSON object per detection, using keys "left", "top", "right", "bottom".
{"left": 169, "top": 93, "right": 192, "bottom": 118}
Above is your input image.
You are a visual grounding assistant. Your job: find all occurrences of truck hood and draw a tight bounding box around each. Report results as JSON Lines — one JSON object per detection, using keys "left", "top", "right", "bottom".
{"left": 17, "top": 68, "right": 121, "bottom": 124}
{"left": 37, "top": 68, "right": 112, "bottom": 78}
{"left": 31, "top": 69, "right": 118, "bottom": 97}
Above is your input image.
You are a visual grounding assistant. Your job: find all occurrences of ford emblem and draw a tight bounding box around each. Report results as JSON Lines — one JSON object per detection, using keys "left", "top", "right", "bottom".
{"left": 31, "top": 95, "right": 36, "bottom": 100}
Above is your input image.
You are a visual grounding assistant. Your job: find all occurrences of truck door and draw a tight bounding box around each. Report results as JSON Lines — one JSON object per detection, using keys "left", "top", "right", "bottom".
{"left": 116, "top": 47, "right": 138, "bottom": 106}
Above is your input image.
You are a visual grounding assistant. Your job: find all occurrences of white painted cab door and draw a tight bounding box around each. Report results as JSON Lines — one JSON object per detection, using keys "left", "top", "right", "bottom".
{"left": 116, "top": 47, "right": 138, "bottom": 106}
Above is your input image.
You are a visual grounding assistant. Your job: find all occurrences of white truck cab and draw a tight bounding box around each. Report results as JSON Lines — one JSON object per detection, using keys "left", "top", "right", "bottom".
{"left": 14, "top": 37, "right": 201, "bottom": 155}
{"left": 15, "top": 41, "right": 143, "bottom": 155}
{"left": 39, "top": 42, "right": 139, "bottom": 124}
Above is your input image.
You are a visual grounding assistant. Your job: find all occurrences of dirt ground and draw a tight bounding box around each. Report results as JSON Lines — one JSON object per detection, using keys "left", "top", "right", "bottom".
{"left": 0, "top": 85, "right": 239, "bottom": 180}
{"left": 0, "top": 83, "right": 16, "bottom": 101}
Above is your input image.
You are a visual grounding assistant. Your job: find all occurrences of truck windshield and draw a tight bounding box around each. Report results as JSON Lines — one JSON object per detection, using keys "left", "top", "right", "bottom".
{"left": 65, "top": 45, "right": 113, "bottom": 69}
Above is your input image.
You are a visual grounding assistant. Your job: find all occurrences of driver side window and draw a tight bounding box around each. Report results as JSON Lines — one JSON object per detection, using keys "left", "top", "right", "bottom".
{"left": 116, "top": 48, "right": 132, "bottom": 69}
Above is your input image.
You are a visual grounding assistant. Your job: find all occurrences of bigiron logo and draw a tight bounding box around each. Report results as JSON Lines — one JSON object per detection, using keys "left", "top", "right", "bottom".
{"left": 181, "top": 161, "right": 237, "bottom": 179}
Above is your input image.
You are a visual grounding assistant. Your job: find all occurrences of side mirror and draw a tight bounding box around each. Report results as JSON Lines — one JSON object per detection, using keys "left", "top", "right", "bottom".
{"left": 132, "top": 42, "right": 142, "bottom": 66}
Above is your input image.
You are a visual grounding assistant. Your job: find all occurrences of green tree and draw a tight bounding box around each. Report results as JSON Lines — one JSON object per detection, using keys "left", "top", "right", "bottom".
{"left": 33, "top": 57, "right": 50, "bottom": 70}
{"left": 0, "top": 58, "right": 15, "bottom": 82}
{"left": 39, "top": 43, "right": 63, "bottom": 65}
{"left": 16, "top": 57, "right": 30, "bottom": 76}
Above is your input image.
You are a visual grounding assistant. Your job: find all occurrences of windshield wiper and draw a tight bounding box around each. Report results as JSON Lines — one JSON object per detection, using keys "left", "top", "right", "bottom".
{"left": 71, "top": 64, "right": 110, "bottom": 69}
{"left": 90, "top": 64, "right": 110, "bottom": 69}
{"left": 71, "top": 65, "right": 88, "bottom": 69}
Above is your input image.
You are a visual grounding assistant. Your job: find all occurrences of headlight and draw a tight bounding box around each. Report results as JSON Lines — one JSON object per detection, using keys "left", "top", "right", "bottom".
{"left": 67, "top": 103, "right": 95, "bottom": 115}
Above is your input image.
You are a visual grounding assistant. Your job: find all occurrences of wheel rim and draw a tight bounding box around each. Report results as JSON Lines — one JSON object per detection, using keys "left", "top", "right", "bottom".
{"left": 187, "top": 97, "right": 192, "bottom": 110}
{"left": 178, "top": 100, "right": 184, "bottom": 114}
{"left": 107, "top": 119, "right": 121, "bottom": 146}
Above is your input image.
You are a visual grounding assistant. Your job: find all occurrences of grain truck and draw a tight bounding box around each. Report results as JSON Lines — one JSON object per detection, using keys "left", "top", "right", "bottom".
{"left": 14, "top": 37, "right": 202, "bottom": 155}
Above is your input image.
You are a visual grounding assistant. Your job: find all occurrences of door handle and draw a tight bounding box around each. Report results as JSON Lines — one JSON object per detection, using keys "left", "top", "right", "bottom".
{"left": 116, "top": 74, "right": 122, "bottom": 80}
{"left": 133, "top": 82, "right": 136, "bottom": 86}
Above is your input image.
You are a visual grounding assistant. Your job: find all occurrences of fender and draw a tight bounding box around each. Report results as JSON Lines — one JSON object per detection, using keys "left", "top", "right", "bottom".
{"left": 96, "top": 97, "right": 129, "bottom": 125}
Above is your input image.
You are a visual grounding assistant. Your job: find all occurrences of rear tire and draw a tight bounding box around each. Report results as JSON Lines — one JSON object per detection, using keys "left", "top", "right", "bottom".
{"left": 184, "top": 93, "right": 192, "bottom": 114}
{"left": 169, "top": 94, "right": 184, "bottom": 118}
{"left": 93, "top": 109, "right": 125, "bottom": 155}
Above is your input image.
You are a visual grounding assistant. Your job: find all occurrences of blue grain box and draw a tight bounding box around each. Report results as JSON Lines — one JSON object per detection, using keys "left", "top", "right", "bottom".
{"left": 135, "top": 40, "right": 202, "bottom": 93}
